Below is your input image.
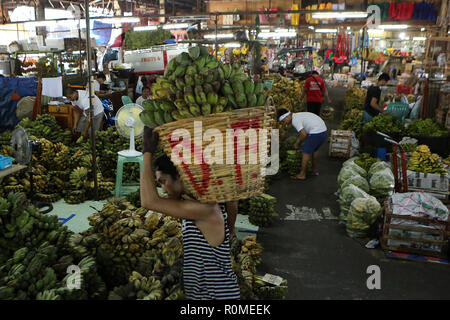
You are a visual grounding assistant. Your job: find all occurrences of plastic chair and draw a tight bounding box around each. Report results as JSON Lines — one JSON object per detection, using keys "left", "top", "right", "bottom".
{"left": 386, "top": 102, "right": 410, "bottom": 122}
{"left": 115, "top": 154, "right": 143, "bottom": 197}
{"left": 121, "top": 95, "right": 133, "bottom": 105}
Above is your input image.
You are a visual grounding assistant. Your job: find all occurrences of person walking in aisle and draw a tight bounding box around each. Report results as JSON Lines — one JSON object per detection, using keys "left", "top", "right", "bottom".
{"left": 363, "top": 73, "right": 390, "bottom": 123}
{"left": 140, "top": 128, "right": 240, "bottom": 300}
{"left": 301, "top": 71, "right": 331, "bottom": 116}
{"left": 277, "top": 109, "right": 328, "bottom": 180}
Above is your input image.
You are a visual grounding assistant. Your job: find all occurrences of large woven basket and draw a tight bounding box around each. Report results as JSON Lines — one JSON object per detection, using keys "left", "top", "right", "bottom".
{"left": 155, "top": 105, "right": 275, "bottom": 203}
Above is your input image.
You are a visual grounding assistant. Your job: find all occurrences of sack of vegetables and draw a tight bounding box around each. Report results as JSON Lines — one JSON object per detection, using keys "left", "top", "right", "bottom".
{"left": 340, "top": 175, "right": 370, "bottom": 193}
{"left": 338, "top": 165, "right": 365, "bottom": 186}
{"left": 346, "top": 196, "right": 381, "bottom": 238}
{"left": 338, "top": 184, "right": 371, "bottom": 223}
{"left": 369, "top": 167, "right": 395, "bottom": 202}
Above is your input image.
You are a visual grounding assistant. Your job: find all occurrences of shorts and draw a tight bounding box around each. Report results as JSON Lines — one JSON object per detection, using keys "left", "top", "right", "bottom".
{"left": 76, "top": 113, "right": 103, "bottom": 134}
{"left": 307, "top": 101, "right": 322, "bottom": 116}
{"left": 301, "top": 131, "right": 327, "bottom": 154}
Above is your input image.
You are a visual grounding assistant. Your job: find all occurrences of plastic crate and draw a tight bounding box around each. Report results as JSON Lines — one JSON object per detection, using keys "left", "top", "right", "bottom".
{"left": 386, "top": 102, "right": 410, "bottom": 121}
{"left": 0, "top": 155, "right": 12, "bottom": 170}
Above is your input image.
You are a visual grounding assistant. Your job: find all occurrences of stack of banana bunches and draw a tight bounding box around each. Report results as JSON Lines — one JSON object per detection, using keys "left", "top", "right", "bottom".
{"left": 140, "top": 45, "right": 266, "bottom": 127}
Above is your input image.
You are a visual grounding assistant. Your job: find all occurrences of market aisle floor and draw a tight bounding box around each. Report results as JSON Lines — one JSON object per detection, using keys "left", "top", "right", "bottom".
{"left": 257, "top": 87, "right": 450, "bottom": 300}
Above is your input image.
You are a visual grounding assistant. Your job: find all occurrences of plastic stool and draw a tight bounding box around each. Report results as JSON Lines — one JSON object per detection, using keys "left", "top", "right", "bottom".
{"left": 115, "top": 154, "right": 143, "bottom": 198}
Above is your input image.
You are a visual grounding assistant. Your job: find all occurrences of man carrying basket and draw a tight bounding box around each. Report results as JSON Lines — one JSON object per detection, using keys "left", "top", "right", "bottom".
{"left": 140, "top": 127, "right": 241, "bottom": 300}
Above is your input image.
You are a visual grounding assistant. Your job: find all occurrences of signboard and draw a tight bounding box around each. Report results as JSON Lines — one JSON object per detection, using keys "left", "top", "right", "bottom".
{"left": 124, "top": 48, "right": 188, "bottom": 73}
{"left": 124, "top": 50, "right": 165, "bottom": 73}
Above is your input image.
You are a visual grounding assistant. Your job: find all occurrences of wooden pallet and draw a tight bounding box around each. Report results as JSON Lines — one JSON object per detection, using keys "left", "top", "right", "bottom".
{"left": 381, "top": 201, "right": 450, "bottom": 259}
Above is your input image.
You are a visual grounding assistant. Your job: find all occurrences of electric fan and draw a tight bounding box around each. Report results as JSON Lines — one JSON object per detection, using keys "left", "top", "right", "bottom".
{"left": 115, "top": 103, "right": 145, "bottom": 157}
{"left": 11, "top": 126, "right": 53, "bottom": 214}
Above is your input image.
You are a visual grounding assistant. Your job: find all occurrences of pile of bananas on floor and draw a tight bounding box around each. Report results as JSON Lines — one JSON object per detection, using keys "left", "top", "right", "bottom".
{"left": 0, "top": 115, "right": 154, "bottom": 204}
{"left": 139, "top": 45, "right": 267, "bottom": 127}
{"left": 0, "top": 193, "right": 287, "bottom": 300}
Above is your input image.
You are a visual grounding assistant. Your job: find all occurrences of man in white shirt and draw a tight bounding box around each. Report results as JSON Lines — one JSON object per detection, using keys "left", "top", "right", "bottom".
{"left": 136, "top": 87, "right": 151, "bottom": 106}
{"left": 94, "top": 73, "right": 110, "bottom": 98}
{"left": 278, "top": 109, "right": 328, "bottom": 180}
{"left": 66, "top": 87, "right": 104, "bottom": 137}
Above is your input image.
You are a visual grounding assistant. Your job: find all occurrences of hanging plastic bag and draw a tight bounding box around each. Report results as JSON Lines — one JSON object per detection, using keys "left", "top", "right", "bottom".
{"left": 291, "top": 4, "right": 299, "bottom": 25}
{"left": 346, "top": 196, "right": 382, "bottom": 238}
{"left": 259, "top": 6, "right": 269, "bottom": 24}
{"left": 338, "top": 184, "right": 371, "bottom": 223}
{"left": 233, "top": 9, "right": 240, "bottom": 22}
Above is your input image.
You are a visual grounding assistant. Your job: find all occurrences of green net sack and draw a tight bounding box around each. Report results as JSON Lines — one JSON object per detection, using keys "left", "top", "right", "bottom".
{"left": 346, "top": 196, "right": 382, "bottom": 238}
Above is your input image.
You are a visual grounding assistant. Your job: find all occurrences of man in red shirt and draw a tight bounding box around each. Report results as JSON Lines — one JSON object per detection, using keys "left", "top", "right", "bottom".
{"left": 301, "top": 71, "right": 331, "bottom": 116}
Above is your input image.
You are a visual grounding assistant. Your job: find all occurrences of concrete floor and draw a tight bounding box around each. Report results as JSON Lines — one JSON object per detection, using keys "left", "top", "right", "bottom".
{"left": 257, "top": 87, "right": 450, "bottom": 300}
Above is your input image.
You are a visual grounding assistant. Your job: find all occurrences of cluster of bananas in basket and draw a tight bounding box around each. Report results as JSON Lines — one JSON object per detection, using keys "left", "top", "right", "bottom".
{"left": 407, "top": 145, "right": 447, "bottom": 174}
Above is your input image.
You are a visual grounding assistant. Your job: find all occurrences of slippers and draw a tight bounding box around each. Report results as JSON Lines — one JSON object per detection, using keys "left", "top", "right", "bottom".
{"left": 291, "top": 175, "right": 307, "bottom": 180}
{"left": 312, "top": 172, "right": 319, "bottom": 176}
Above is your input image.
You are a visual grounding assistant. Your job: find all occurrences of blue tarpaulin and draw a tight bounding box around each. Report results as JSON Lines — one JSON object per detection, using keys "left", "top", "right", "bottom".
{"left": 0, "top": 87, "right": 19, "bottom": 133}
{"left": 0, "top": 76, "right": 37, "bottom": 97}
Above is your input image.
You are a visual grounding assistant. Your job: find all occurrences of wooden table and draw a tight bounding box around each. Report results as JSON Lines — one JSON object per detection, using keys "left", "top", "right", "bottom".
{"left": 0, "top": 164, "right": 27, "bottom": 184}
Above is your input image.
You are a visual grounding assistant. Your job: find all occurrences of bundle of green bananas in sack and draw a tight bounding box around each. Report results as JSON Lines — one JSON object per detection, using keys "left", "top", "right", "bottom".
{"left": 248, "top": 194, "right": 278, "bottom": 228}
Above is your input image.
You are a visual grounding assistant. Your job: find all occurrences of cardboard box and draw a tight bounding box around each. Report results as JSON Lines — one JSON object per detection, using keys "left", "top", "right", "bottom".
{"left": 406, "top": 170, "right": 449, "bottom": 192}
{"left": 235, "top": 214, "right": 258, "bottom": 241}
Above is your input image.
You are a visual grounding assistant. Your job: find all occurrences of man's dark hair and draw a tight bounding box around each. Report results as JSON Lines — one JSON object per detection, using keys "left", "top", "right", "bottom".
{"left": 154, "top": 154, "right": 179, "bottom": 180}
{"left": 276, "top": 108, "right": 290, "bottom": 121}
{"left": 311, "top": 71, "right": 319, "bottom": 75}
{"left": 142, "top": 86, "right": 151, "bottom": 92}
{"left": 96, "top": 73, "right": 106, "bottom": 80}
{"left": 378, "top": 73, "right": 390, "bottom": 82}
{"left": 65, "top": 87, "right": 76, "bottom": 96}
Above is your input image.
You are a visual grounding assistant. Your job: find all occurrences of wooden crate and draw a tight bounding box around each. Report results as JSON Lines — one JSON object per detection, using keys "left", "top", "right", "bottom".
{"left": 381, "top": 201, "right": 450, "bottom": 259}
{"left": 48, "top": 104, "right": 73, "bottom": 129}
{"left": 328, "top": 130, "right": 352, "bottom": 158}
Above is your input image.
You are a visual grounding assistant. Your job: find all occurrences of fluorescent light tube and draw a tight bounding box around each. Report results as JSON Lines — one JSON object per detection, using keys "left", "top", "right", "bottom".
{"left": 134, "top": 25, "right": 158, "bottom": 31}
{"left": 312, "top": 11, "right": 367, "bottom": 19}
{"left": 162, "top": 23, "right": 189, "bottom": 30}
{"left": 204, "top": 34, "right": 234, "bottom": 39}
{"left": 315, "top": 29, "right": 337, "bottom": 33}
{"left": 258, "top": 32, "right": 297, "bottom": 38}
{"left": 379, "top": 24, "right": 408, "bottom": 30}
{"left": 98, "top": 17, "right": 140, "bottom": 23}
{"left": 225, "top": 42, "right": 241, "bottom": 48}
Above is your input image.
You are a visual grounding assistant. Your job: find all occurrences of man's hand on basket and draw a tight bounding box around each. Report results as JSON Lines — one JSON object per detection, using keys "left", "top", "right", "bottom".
{"left": 143, "top": 126, "right": 159, "bottom": 154}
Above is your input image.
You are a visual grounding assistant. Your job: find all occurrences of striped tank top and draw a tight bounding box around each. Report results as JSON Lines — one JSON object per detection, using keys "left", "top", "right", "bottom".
{"left": 182, "top": 203, "right": 241, "bottom": 300}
